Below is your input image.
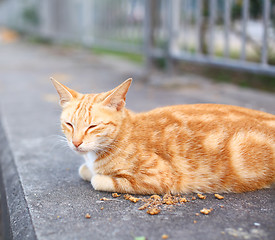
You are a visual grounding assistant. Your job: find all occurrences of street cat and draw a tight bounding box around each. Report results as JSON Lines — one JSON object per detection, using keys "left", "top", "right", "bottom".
{"left": 51, "top": 78, "right": 275, "bottom": 194}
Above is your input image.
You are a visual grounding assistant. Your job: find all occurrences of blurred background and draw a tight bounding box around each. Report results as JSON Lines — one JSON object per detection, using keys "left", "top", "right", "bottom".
{"left": 0, "top": 0, "right": 275, "bottom": 89}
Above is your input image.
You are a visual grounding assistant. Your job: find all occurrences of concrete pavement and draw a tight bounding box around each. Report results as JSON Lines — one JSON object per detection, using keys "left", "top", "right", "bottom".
{"left": 0, "top": 40, "right": 275, "bottom": 240}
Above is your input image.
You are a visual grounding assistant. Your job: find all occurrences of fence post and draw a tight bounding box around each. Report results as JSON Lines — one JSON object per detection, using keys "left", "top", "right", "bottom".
{"left": 224, "top": 0, "right": 232, "bottom": 58}
{"left": 144, "top": 0, "right": 153, "bottom": 74}
{"left": 262, "top": 0, "right": 270, "bottom": 66}
{"left": 166, "top": 0, "right": 180, "bottom": 74}
{"left": 82, "top": 0, "right": 94, "bottom": 46}
{"left": 241, "top": 0, "right": 249, "bottom": 61}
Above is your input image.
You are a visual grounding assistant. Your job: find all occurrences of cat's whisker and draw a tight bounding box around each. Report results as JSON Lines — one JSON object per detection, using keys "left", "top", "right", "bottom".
{"left": 45, "top": 134, "right": 72, "bottom": 152}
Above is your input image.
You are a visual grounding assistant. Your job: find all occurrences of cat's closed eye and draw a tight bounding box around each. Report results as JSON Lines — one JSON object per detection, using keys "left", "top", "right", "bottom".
{"left": 86, "top": 124, "right": 98, "bottom": 133}
{"left": 65, "top": 122, "right": 74, "bottom": 129}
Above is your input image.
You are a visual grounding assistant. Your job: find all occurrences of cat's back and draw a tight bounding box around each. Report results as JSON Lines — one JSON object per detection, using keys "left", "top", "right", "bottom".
{"left": 130, "top": 104, "right": 275, "bottom": 148}
{"left": 145, "top": 103, "right": 275, "bottom": 119}
{"left": 137, "top": 104, "right": 275, "bottom": 132}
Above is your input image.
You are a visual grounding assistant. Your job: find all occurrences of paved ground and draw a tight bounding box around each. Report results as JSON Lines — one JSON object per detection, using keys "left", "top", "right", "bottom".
{"left": 0, "top": 40, "right": 275, "bottom": 240}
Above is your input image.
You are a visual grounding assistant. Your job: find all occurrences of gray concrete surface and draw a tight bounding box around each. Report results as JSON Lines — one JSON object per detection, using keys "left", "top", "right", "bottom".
{"left": 0, "top": 40, "right": 275, "bottom": 240}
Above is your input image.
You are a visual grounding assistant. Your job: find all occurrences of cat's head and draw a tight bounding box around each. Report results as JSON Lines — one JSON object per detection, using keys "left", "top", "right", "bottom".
{"left": 51, "top": 78, "right": 132, "bottom": 154}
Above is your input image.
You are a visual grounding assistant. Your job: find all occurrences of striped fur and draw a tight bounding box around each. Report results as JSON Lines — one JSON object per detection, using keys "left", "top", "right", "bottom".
{"left": 51, "top": 78, "right": 275, "bottom": 195}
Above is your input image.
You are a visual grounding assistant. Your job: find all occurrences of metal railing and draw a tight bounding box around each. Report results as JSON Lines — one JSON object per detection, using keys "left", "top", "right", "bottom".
{"left": 0, "top": 0, "right": 275, "bottom": 75}
{"left": 164, "top": 0, "right": 275, "bottom": 75}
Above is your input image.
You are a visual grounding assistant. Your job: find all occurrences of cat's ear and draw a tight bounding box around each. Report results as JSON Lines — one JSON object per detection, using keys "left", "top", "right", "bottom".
{"left": 102, "top": 78, "right": 132, "bottom": 111}
{"left": 50, "top": 77, "right": 78, "bottom": 107}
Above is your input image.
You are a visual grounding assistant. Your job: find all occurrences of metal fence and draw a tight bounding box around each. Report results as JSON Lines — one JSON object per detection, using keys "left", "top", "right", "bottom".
{"left": 0, "top": 0, "right": 275, "bottom": 75}
{"left": 165, "top": 0, "right": 275, "bottom": 75}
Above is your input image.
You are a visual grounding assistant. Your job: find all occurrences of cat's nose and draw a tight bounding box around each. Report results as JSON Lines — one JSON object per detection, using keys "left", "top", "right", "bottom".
{"left": 72, "top": 139, "right": 83, "bottom": 148}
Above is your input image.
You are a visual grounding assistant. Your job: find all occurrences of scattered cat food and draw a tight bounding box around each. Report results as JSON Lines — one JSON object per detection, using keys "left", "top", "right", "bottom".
{"left": 123, "top": 194, "right": 132, "bottom": 200}
{"left": 130, "top": 197, "right": 140, "bottom": 203}
{"left": 138, "top": 202, "right": 151, "bottom": 210}
{"left": 112, "top": 193, "right": 121, "bottom": 198}
{"left": 97, "top": 192, "right": 226, "bottom": 216}
{"left": 161, "top": 234, "right": 169, "bottom": 239}
{"left": 200, "top": 208, "right": 213, "bottom": 215}
{"left": 150, "top": 195, "right": 162, "bottom": 201}
{"left": 136, "top": 193, "right": 192, "bottom": 214}
{"left": 179, "top": 197, "right": 187, "bottom": 203}
{"left": 85, "top": 213, "right": 91, "bottom": 219}
{"left": 197, "top": 193, "right": 206, "bottom": 199}
{"left": 100, "top": 197, "right": 111, "bottom": 201}
{"left": 147, "top": 207, "right": 161, "bottom": 215}
{"left": 214, "top": 194, "right": 224, "bottom": 200}
{"left": 162, "top": 198, "right": 173, "bottom": 205}
{"left": 124, "top": 194, "right": 140, "bottom": 203}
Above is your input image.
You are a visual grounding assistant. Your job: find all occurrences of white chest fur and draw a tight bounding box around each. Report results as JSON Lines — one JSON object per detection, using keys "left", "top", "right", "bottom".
{"left": 83, "top": 151, "right": 97, "bottom": 176}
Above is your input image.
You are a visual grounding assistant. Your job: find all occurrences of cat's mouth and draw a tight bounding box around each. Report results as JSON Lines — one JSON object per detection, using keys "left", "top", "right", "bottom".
{"left": 73, "top": 147, "right": 88, "bottom": 154}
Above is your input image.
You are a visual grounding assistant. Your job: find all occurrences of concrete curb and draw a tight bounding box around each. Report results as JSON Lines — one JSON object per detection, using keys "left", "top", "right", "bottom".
{"left": 0, "top": 115, "right": 37, "bottom": 240}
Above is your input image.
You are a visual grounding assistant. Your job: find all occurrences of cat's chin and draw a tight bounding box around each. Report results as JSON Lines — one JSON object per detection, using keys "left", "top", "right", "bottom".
{"left": 68, "top": 143, "right": 90, "bottom": 155}
{"left": 74, "top": 149, "right": 88, "bottom": 155}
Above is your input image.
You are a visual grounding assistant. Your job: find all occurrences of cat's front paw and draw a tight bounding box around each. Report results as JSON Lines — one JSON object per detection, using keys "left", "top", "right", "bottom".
{"left": 91, "top": 174, "right": 115, "bottom": 192}
{"left": 79, "top": 164, "right": 92, "bottom": 181}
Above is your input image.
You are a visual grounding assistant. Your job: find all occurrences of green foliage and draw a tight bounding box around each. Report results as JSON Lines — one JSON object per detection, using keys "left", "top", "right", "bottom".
{"left": 91, "top": 47, "right": 144, "bottom": 64}
{"left": 231, "top": 0, "right": 275, "bottom": 21}
{"left": 22, "top": 6, "right": 39, "bottom": 26}
{"left": 134, "top": 237, "right": 146, "bottom": 240}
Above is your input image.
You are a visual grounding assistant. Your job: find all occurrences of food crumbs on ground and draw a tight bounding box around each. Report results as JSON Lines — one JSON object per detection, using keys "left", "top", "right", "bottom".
{"left": 161, "top": 234, "right": 169, "bottom": 239}
{"left": 147, "top": 208, "right": 161, "bottom": 215}
{"left": 150, "top": 195, "right": 161, "bottom": 201}
{"left": 179, "top": 197, "right": 187, "bottom": 203}
{"left": 163, "top": 198, "right": 173, "bottom": 205}
{"left": 124, "top": 194, "right": 140, "bottom": 203}
{"left": 200, "top": 208, "right": 213, "bottom": 215}
{"left": 162, "top": 194, "right": 174, "bottom": 205}
{"left": 197, "top": 193, "right": 206, "bottom": 199}
{"left": 100, "top": 207, "right": 104, "bottom": 210}
{"left": 121, "top": 193, "right": 223, "bottom": 215}
{"left": 138, "top": 202, "right": 151, "bottom": 210}
{"left": 100, "top": 197, "right": 110, "bottom": 201}
{"left": 214, "top": 194, "right": 224, "bottom": 200}
{"left": 112, "top": 193, "right": 121, "bottom": 198}
{"left": 129, "top": 196, "right": 140, "bottom": 203}
{"left": 124, "top": 194, "right": 132, "bottom": 200}
{"left": 85, "top": 213, "right": 91, "bottom": 219}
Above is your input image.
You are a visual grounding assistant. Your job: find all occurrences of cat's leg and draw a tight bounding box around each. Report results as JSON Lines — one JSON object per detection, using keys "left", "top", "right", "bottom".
{"left": 91, "top": 175, "right": 116, "bottom": 192}
{"left": 91, "top": 174, "right": 135, "bottom": 193}
{"left": 79, "top": 164, "right": 92, "bottom": 181}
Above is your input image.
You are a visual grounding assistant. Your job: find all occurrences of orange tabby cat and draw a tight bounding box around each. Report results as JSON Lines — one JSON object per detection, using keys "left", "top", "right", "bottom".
{"left": 51, "top": 77, "right": 275, "bottom": 195}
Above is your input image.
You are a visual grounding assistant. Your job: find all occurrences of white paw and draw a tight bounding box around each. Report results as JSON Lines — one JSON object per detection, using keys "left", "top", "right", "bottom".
{"left": 79, "top": 164, "right": 92, "bottom": 181}
{"left": 91, "top": 174, "right": 115, "bottom": 192}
